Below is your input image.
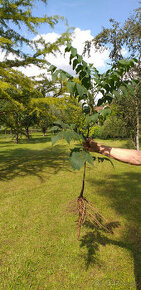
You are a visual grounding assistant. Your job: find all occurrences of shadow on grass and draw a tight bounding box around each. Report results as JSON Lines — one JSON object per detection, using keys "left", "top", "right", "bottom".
{"left": 0, "top": 134, "right": 51, "bottom": 146}
{"left": 0, "top": 144, "right": 70, "bottom": 182}
{"left": 80, "top": 221, "right": 121, "bottom": 268}
{"left": 80, "top": 172, "right": 141, "bottom": 289}
{"left": 21, "top": 135, "right": 51, "bottom": 144}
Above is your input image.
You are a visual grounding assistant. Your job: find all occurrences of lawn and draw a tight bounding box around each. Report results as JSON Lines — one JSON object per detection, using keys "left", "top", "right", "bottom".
{"left": 0, "top": 133, "right": 141, "bottom": 289}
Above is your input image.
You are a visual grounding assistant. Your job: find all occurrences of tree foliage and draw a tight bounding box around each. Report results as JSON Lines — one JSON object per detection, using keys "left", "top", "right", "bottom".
{"left": 0, "top": 0, "right": 70, "bottom": 141}
{"left": 84, "top": 7, "right": 141, "bottom": 62}
{"left": 84, "top": 6, "right": 141, "bottom": 149}
{"left": 49, "top": 43, "right": 138, "bottom": 169}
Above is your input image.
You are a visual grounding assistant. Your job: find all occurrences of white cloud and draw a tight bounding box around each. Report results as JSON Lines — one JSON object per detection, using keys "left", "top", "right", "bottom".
{"left": 0, "top": 51, "right": 6, "bottom": 61}
{"left": 18, "top": 64, "right": 46, "bottom": 77}
{"left": 34, "top": 32, "right": 60, "bottom": 44}
{"left": 0, "top": 28, "right": 110, "bottom": 78}
{"left": 42, "top": 28, "right": 110, "bottom": 75}
{"left": 0, "top": 51, "right": 21, "bottom": 61}
{"left": 121, "top": 47, "right": 128, "bottom": 57}
{"left": 71, "top": 28, "right": 109, "bottom": 68}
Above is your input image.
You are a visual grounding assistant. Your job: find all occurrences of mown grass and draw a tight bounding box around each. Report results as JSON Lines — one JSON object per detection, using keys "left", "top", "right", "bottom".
{"left": 0, "top": 133, "right": 141, "bottom": 289}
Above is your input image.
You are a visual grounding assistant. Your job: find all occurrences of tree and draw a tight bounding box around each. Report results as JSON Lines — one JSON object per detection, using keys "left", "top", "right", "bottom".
{"left": 49, "top": 43, "right": 137, "bottom": 238}
{"left": 36, "top": 103, "right": 56, "bottom": 136}
{"left": 0, "top": 0, "right": 70, "bottom": 141}
{"left": 84, "top": 7, "right": 141, "bottom": 62}
{"left": 84, "top": 6, "right": 141, "bottom": 149}
{"left": 0, "top": 0, "right": 61, "bottom": 101}
{"left": 109, "top": 89, "right": 139, "bottom": 143}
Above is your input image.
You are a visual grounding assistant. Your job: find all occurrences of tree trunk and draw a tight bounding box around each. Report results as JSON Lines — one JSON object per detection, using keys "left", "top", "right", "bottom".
{"left": 26, "top": 127, "right": 30, "bottom": 139}
{"left": 15, "top": 131, "right": 19, "bottom": 144}
{"left": 135, "top": 99, "right": 140, "bottom": 151}
{"left": 79, "top": 162, "right": 86, "bottom": 198}
{"left": 42, "top": 127, "right": 47, "bottom": 136}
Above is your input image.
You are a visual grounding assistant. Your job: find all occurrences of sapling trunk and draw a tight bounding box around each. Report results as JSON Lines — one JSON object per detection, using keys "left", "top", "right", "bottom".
{"left": 77, "top": 162, "right": 86, "bottom": 239}
{"left": 78, "top": 162, "right": 86, "bottom": 198}
{"left": 135, "top": 99, "right": 140, "bottom": 151}
{"left": 77, "top": 153, "right": 111, "bottom": 239}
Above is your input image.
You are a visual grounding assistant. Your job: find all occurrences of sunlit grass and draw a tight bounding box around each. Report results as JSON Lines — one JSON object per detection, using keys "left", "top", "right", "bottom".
{"left": 0, "top": 133, "right": 140, "bottom": 289}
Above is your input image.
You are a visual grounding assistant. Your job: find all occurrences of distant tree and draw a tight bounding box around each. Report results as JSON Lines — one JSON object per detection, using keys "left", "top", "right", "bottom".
{"left": 0, "top": 0, "right": 70, "bottom": 142}
{"left": 36, "top": 103, "right": 55, "bottom": 136}
{"left": 99, "top": 98, "right": 136, "bottom": 140}
{"left": 84, "top": 7, "right": 141, "bottom": 62}
{"left": 0, "top": 0, "right": 63, "bottom": 102}
{"left": 84, "top": 6, "right": 141, "bottom": 149}
{"left": 57, "top": 95, "right": 85, "bottom": 132}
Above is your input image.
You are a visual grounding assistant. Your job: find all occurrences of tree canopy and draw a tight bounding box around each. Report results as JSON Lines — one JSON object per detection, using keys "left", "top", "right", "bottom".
{"left": 84, "top": 6, "right": 141, "bottom": 62}
{"left": 0, "top": 0, "right": 71, "bottom": 141}
{"left": 83, "top": 6, "right": 141, "bottom": 149}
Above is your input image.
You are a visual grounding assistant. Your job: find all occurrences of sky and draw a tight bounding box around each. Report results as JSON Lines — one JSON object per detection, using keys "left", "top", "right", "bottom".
{"left": 8, "top": 0, "right": 140, "bottom": 76}
{"left": 33, "top": 0, "right": 139, "bottom": 36}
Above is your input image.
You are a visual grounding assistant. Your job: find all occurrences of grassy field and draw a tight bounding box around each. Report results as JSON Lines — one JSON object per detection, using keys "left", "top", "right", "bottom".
{"left": 0, "top": 133, "right": 141, "bottom": 289}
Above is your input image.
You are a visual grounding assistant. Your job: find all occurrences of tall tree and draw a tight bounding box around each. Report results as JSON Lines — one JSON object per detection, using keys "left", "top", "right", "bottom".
{"left": 0, "top": 0, "right": 70, "bottom": 141}
{"left": 84, "top": 7, "right": 141, "bottom": 62}
{"left": 84, "top": 7, "right": 141, "bottom": 149}
{"left": 0, "top": 0, "right": 62, "bottom": 99}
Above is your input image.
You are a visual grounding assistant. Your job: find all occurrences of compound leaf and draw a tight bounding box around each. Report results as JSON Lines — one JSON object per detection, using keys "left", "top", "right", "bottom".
{"left": 70, "top": 150, "right": 94, "bottom": 170}
{"left": 52, "top": 131, "right": 64, "bottom": 145}
{"left": 86, "top": 113, "right": 99, "bottom": 125}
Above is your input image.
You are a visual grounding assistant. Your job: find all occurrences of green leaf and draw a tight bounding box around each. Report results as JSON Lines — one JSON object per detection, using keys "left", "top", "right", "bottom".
{"left": 82, "top": 60, "right": 87, "bottom": 68}
{"left": 60, "top": 71, "right": 67, "bottom": 81}
{"left": 112, "top": 73, "right": 120, "bottom": 82}
{"left": 73, "top": 58, "right": 78, "bottom": 70}
{"left": 71, "top": 47, "right": 77, "bottom": 57}
{"left": 49, "top": 65, "right": 56, "bottom": 73}
{"left": 76, "top": 65, "right": 83, "bottom": 74}
{"left": 100, "top": 107, "right": 111, "bottom": 118}
{"left": 105, "top": 95, "right": 113, "bottom": 103}
{"left": 70, "top": 150, "right": 94, "bottom": 170}
{"left": 52, "top": 72, "right": 58, "bottom": 82}
{"left": 53, "top": 120, "right": 69, "bottom": 130}
{"left": 77, "top": 55, "right": 83, "bottom": 62}
{"left": 76, "top": 83, "right": 87, "bottom": 98}
{"left": 120, "top": 85, "right": 128, "bottom": 97}
{"left": 132, "top": 79, "right": 139, "bottom": 86}
{"left": 127, "top": 84, "right": 135, "bottom": 96}
{"left": 97, "top": 157, "right": 114, "bottom": 167}
{"left": 65, "top": 42, "right": 71, "bottom": 52}
{"left": 67, "top": 81, "right": 76, "bottom": 95}
{"left": 82, "top": 77, "right": 91, "bottom": 89}
{"left": 64, "top": 130, "right": 84, "bottom": 144}
{"left": 86, "top": 113, "right": 99, "bottom": 125}
{"left": 70, "top": 147, "right": 82, "bottom": 156}
{"left": 70, "top": 152, "right": 84, "bottom": 170}
{"left": 85, "top": 151, "right": 95, "bottom": 166}
{"left": 97, "top": 97, "right": 106, "bottom": 106}
{"left": 69, "top": 54, "right": 75, "bottom": 65}
{"left": 50, "top": 126, "right": 62, "bottom": 132}
{"left": 118, "top": 59, "right": 129, "bottom": 66}
{"left": 102, "top": 82, "right": 111, "bottom": 93}
{"left": 52, "top": 131, "right": 64, "bottom": 145}
{"left": 79, "top": 70, "right": 86, "bottom": 80}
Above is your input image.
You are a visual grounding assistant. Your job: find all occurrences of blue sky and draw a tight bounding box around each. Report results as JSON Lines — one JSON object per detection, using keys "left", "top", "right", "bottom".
{"left": 10, "top": 0, "right": 139, "bottom": 76}
{"left": 33, "top": 0, "right": 140, "bottom": 36}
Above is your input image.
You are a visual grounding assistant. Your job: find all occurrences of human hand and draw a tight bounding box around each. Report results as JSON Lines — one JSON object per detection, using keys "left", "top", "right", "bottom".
{"left": 83, "top": 138, "right": 100, "bottom": 153}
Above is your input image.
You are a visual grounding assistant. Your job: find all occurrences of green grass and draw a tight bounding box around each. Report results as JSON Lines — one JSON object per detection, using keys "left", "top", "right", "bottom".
{"left": 0, "top": 133, "right": 141, "bottom": 289}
